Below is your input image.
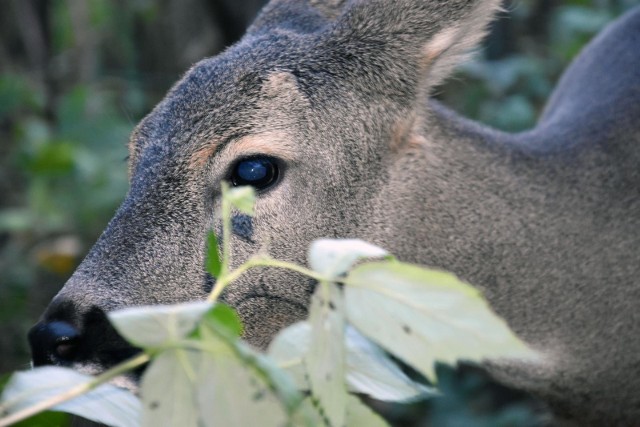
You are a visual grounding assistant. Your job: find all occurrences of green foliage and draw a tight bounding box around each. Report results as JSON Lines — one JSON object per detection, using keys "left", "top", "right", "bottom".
{"left": 202, "top": 303, "right": 244, "bottom": 339}
{"left": 0, "top": 186, "right": 534, "bottom": 427}
{"left": 306, "top": 284, "right": 348, "bottom": 427}
{"left": 343, "top": 262, "right": 530, "bottom": 383}
{"left": 408, "top": 364, "right": 542, "bottom": 427}
{"left": 0, "top": 367, "right": 140, "bottom": 427}
{"left": 0, "top": 76, "right": 44, "bottom": 119}
{"left": 0, "top": 0, "right": 163, "bottom": 373}
{"left": 344, "top": 396, "right": 389, "bottom": 427}
{"left": 108, "top": 301, "right": 213, "bottom": 349}
{"left": 268, "top": 322, "right": 433, "bottom": 401}
{"left": 11, "top": 411, "right": 69, "bottom": 427}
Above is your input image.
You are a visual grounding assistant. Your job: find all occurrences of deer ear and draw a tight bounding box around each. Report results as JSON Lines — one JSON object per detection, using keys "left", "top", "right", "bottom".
{"left": 246, "top": 0, "right": 501, "bottom": 96}
{"left": 419, "top": 1, "right": 503, "bottom": 89}
{"left": 294, "top": 0, "right": 501, "bottom": 93}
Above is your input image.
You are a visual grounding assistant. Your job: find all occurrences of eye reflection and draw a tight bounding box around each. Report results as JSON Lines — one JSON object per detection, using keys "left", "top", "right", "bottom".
{"left": 230, "top": 157, "right": 279, "bottom": 190}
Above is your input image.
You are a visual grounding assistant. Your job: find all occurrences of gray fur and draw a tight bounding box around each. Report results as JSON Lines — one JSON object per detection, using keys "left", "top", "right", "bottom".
{"left": 34, "top": 1, "right": 640, "bottom": 425}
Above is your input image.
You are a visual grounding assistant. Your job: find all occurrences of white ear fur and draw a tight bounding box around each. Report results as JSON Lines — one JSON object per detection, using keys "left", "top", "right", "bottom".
{"left": 422, "top": 0, "right": 503, "bottom": 89}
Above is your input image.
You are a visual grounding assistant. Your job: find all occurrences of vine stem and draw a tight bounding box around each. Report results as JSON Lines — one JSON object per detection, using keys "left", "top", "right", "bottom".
{"left": 206, "top": 257, "right": 332, "bottom": 304}
{"left": 207, "top": 261, "right": 254, "bottom": 303}
{"left": 248, "top": 258, "right": 329, "bottom": 283}
{"left": 0, "top": 353, "right": 150, "bottom": 427}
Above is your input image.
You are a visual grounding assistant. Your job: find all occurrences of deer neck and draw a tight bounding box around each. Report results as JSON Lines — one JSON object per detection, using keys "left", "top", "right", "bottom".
{"left": 369, "top": 100, "right": 529, "bottom": 291}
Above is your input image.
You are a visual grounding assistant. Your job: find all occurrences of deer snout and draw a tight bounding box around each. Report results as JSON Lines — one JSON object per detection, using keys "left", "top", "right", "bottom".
{"left": 28, "top": 294, "right": 141, "bottom": 371}
{"left": 28, "top": 320, "right": 80, "bottom": 367}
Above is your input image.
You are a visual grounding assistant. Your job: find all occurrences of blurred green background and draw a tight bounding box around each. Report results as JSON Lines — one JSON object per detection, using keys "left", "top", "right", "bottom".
{"left": 0, "top": 0, "right": 638, "bottom": 425}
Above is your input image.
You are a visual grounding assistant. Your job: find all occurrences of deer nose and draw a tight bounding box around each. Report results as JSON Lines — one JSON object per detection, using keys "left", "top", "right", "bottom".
{"left": 28, "top": 321, "right": 81, "bottom": 367}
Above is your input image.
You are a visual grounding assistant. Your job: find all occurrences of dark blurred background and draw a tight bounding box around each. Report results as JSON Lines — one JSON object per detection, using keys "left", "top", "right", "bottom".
{"left": 0, "top": 0, "right": 638, "bottom": 425}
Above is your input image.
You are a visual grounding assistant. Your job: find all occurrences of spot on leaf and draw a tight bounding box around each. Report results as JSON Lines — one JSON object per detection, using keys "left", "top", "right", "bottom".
{"left": 252, "top": 390, "right": 266, "bottom": 402}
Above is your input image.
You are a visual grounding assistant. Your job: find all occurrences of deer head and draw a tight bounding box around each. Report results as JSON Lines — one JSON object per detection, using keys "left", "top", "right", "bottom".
{"left": 29, "top": 1, "right": 640, "bottom": 425}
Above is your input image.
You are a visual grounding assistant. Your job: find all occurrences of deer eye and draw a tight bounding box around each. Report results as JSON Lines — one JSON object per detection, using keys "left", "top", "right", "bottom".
{"left": 230, "top": 157, "right": 279, "bottom": 190}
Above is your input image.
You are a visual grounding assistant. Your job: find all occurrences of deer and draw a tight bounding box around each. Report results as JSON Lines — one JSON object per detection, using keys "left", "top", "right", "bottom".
{"left": 27, "top": 0, "right": 640, "bottom": 425}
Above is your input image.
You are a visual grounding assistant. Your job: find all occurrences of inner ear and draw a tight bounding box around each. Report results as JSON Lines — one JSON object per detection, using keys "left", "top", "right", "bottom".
{"left": 419, "top": 0, "right": 503, "bottom": 89}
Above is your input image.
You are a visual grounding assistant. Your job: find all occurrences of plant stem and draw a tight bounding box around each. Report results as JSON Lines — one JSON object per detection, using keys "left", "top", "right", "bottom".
{"left": 248, "top": 258, "right": 330, "bottom": 283}
{"left": 207, "top": 261, "right": 254, "bottom": 303}
{"left": 207, "top": 255, "right": 333, "bottom": 304}
{"left": 221, "top": 183, "right": 231, "bottom": 278}
{"left": 0, "top": 353, "right": 150, "bottom": 427}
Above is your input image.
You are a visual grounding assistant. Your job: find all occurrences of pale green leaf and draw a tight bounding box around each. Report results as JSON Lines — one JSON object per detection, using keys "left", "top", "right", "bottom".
{"left": 108, "top": 301, "right": 212, "bottom": 348}
{"left": 198, "top": 321, "right": 309, "bottom": 425}
{"left": 268, "top": 322, "right": 432, "bottom": 402}
{"left": 291, "top": 398, "right": 328, "bottom": 427}
{"left": 344, "top": 326, "right": 435, "bottom": 401}
{"left": 199, "top": 318, "right": 302, "bottom": 413}
{"left": 1, "top": 367, "right": 140, "bottom": 427}
{"left": 140, "top": 350, "right": 200, "bottom": 427}
{"left": 196, "top": 351, "right": 290, "bottom": 427}
{"left": 232, "top": 343, "right": 302, "bottom": 414}
{"left": 308, "top": 239, "right": 389, "bottom": 279}
{"left": 345, "top": 262, "right": 532, "bottom": 382}
{"left": 305, "top": 283, "right": 348, "bottom": 427}
{"left": 227, "top": 186, "right": 256, "bottom": 216}
{"left": 141, "top": 328, "right": 299, "bottom": 427}
{"left": 266, "top": 322, "right": 308, "bottom": 390}
{"left": 345, "top": 395, "right": 390, "bottom": 427}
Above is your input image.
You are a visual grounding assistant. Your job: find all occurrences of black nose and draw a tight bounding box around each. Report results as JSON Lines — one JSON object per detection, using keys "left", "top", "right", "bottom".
{"left": 28, "top": 321, "right": 81, "bottom": 367}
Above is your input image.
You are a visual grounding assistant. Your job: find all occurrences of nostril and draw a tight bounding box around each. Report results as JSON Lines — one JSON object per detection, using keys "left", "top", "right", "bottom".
{"left": 55, "top": 341, "right": 76, "bottom": 360}
{"left": 28, "top": 321, "right": 81, "bottom": 367}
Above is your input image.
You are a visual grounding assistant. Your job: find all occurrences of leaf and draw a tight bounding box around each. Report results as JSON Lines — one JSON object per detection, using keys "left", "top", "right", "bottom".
{"left": 344, "top": 326, "right": 435, "bottom": 402}
{"left": 0, "top": 208, "right": 35, "bottom": 232}
{"left": 108, "top": 301, "right": 212, "bottom": 348}
{"left": 226, "top": 186, "right": 256, "bottom": 216}
{"left": 142, "top": 324, "right": 303, "bottom": 427}
{"left": 268, "top": 322, "right": 433, "bottom": 402}
{"left": 13, "top": 410, "right": 70, "bottom": 427}
{"left": 140, "top": 350, "right": 200, "bottom": 427}
{"left": 305, "top": 283, "right": 348, "bottom": 427}
{"left": 199, "top": 320, "right": 303, "bottom": 415}
{"left": 200, "top": 303, "right": 243, "bottom": 339}
{"left": 0, "top": 367, "right": 140, "bottom": 427}
{"left": 266, "top": 322, "right": 309, "bottom": 390}
{"left": 344, "top": 262, "right": 533, "bottom": 382}
{"left": 233, "top": 346, "right": 302, "bottom": 415}
{"left": 308, "top": 239, "right": 389, "bottom": 279}
{"left": 0, "top": 373, "right": 12, "bottom": 392}
{"left": 26, "top": 141, "right": 75, "bottom": 176}
{"left": 206, "top": 231, "right": 222, "bottom": 278}
{"left": 345, "top": 395, "right": 390, "bottom": 427}
{"left": 196, "top": 351, "right": 290, "bottom": 427}
{"left": 291, "top": 398, "right": 328, "bottom": 427}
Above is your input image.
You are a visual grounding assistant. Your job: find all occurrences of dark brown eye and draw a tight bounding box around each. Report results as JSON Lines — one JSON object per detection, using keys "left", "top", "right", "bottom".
{"left": 230, "top": 157, "right": 279, "bottom": 190}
